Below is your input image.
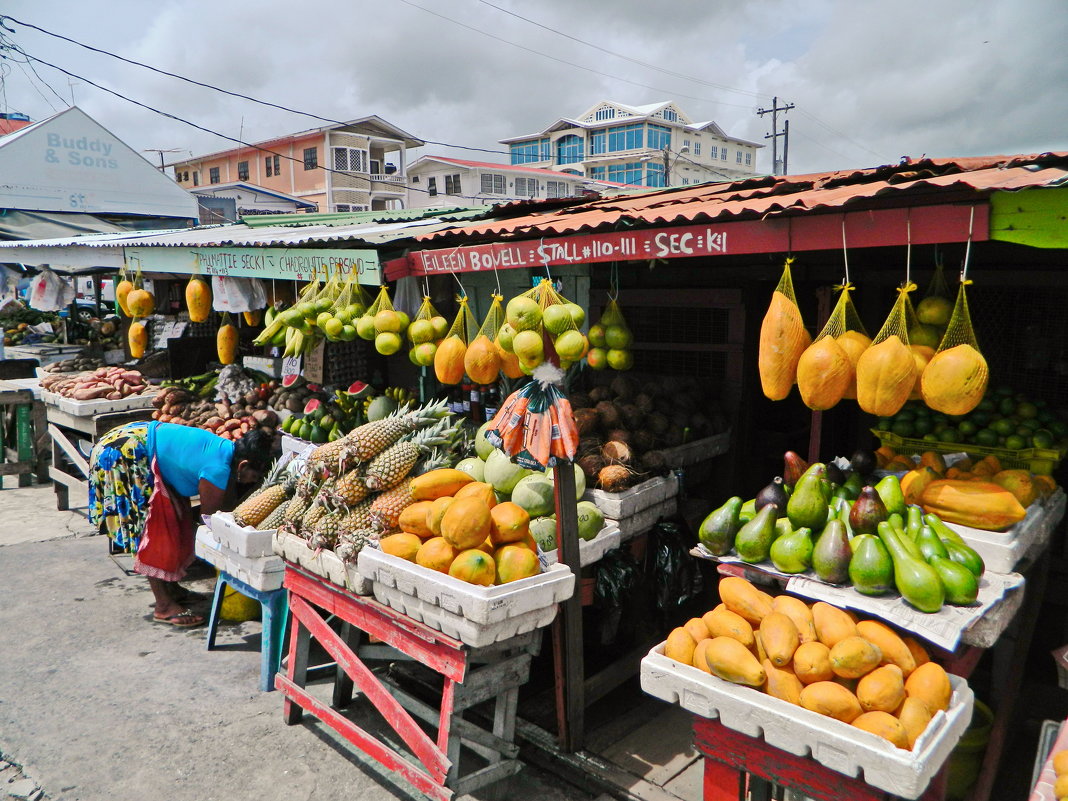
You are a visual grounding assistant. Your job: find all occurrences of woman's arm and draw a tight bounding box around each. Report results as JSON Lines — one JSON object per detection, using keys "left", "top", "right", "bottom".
{"left": 198, "top": 478, "right": 228, "bottom": 516}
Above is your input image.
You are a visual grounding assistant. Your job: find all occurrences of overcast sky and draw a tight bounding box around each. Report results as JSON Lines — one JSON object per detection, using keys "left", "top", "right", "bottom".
{"left": 1, "top": 0, "right": 1065, "bottom": 176}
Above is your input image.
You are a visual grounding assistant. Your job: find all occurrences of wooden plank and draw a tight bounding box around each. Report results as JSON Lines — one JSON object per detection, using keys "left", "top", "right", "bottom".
{"left": 44, "top": 406, "right": 97, "bottom": 435}
{"left": 451, "top": 654, "right": 533, "bottom": 712}
{"left": 289, "top": 592, "right": 451, "bottom": 783}
{"left": 451, "top": 759, "right": 522, "bottom": 796}
{"left": 275, "top": 674, "right": 453, "bottom": 801}
{"left": 388, "top": 682, "right": 520, "bottom": 761}
{"left": 48, "top": 465, "right": 86, "bottom": 490}
{"left": 703, "top": 759, "right": 744, "bottom": 801}
{"left": 47, "top": 423, "right": 89, "bottom": 475}
{"left": 553, "top": 461, "right": 584, "bottom": 751}
{"left": 284, "top": 568, "right": 468, "bottom": 682}
{"left": 280, "top": 618, "right": 310, "bottom": 726}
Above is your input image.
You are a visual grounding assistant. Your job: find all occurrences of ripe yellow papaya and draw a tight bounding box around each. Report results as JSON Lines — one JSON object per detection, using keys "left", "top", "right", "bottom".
{"left": 835, "top": 330, "right": 871, "bottom": 400}
{"left": 856, "top": 335, "right": 916, "bottom": 417}
{"left": 665, "top": 627, "right": 697, "bottom": 666}
{"left": 897, "top": 696, "right": 933, "bottom": 750}
{"left": 856, "top": 620, "right": 917, "bottom": 677}
{"left": 126, "top": 287, "right": 155, "bottom": 318}
{"left": 115, "top": 278, "right": 134, "bottom": 317}
{"left": 771, "top": 595, "right": 817, "bottom": 644}
{"left": 812, "top": 602, "right": 857, "bottom": 649}
{"left": 920, "top": 343, "right": 988, "bottom": 416}
{"left": 796, "top": 337, "right": 852, "bottom": 410}
{"left": 186, "top": 276, "right": 212, "bottom": 323}
{"left": 701, "top": 605, "right": 756, "bottom": 651}
{"left": 856, "top": 664, "right": 906, "bottom": 713}
{"left": 719, "top": 576, "right": 773, "bottom": 625}
{"left": 853, "top": 711, "right": 910, "bottom": 749}
{"left": 217, "top": 321, "right": 238, "bottom": 365}
{"left": 759, "top": 612, "right": 800, "bottom": 667}
{"left": 792, "top": 641, "right": 834, "bottom": 685}
{"left": 440, "top": 497, "right": 492, "bottom": 550}
{"left": 763, "top": 659, "right": 803, "bottom": 706}
{"left": 464, "top": 335, "right": 502, "bottom": 385}
{"left": 904, "top": 662, "right": 952, "bottom": 713}
{"left": 409, "top": 468, "right": 474, "bottom": 501}
{"left": 702, "top": 636, "right": 766, "bottom": 687}
{"left": 758, "top": 290, "right": 811, "bottom": 401}
{"left": 434, "top": 335, "right": 467, "bottom": 385}
{"left": 920, "top": 479, "right": 1027, "bottom": 531}
{"left": 829, "top": 635, "right": 883, "bottom": 679}
{"left": 128, "top": 321, "right": 147, "bottom": 359}
{"left": 799, "top": 681, "right": 863, "bottom": 723}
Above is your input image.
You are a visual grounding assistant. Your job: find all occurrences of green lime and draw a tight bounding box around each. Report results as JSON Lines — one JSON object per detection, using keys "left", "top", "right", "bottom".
{"left": 971, "top": 410, "right": 992, "bottom": 427}
{"left": 1051, "top": 421, "right": 1068, "bottom": 437}
{"left": 1038, "top": 410, "right": 1055, "bottom": 424}
{"left": 895, "top": 408, "right": 916, "bottom": 422}
{"left": 939, "top": 428, "right": 961, "bottom": 443}
{"left": 923, "top": 433, "right": 939, "bottom": 442}
{"left": 876, "top": 417, "right": 894, "bottom": 431}
{"left": 977, "top": 398, "right": 997, "bottom": 412}
{"left": 1033, "top": 429, "right": 1055, "bottom": 449}
{"left": 1004, "top": 435, "right": 1027, "bottom": 450}
{"left": 993, "top": 419, "right": 1016, "bottom": 436}
{"left": 1017, "top": 402, "right": 1038, "bottom": 419}
{"left": 891, "top": 421, "right": 915, "bottom": 438}
{"left": 912, "top": 418, "right": 934, "bottom": 436}
{"left": 957, "top": 420, "right": 978, "bottom": 437}
{"left": 998, "top": 397, "right": 1016, "bottom": 416}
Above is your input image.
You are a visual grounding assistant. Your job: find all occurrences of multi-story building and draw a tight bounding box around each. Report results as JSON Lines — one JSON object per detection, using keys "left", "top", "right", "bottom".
{"left": 170, "top": 115, "right": 423, "bottom": 213}
{"left": 406, "top": 156, "right": 624, "bottom": 209}
{"left": 500, "top": 100, "right": 763, "bottom": 187}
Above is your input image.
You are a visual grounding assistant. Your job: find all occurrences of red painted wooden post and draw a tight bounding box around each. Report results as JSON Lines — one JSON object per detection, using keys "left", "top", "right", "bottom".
{"left": 703, "top": 757, "right": 744, "bottom": 801}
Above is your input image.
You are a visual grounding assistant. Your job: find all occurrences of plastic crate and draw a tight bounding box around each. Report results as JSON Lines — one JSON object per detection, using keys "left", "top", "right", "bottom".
{"left": 584, "top": 474, "right": 679, "bottom": 519}
{"left": 872, "top": 429, "right": 1065, "bottom": 475}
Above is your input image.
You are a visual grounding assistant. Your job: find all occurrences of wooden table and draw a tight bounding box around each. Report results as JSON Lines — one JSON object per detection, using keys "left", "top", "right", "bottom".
{"left": 277, "top": 565, "right": 538, "bottom": 801}
{"left": 0, "top": 381, "right": 47, "bottom": 486}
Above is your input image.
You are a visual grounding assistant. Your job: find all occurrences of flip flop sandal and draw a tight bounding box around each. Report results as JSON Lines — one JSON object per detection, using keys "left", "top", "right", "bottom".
{"left": 153, "top": 610, "right": 205, "bottom": 628}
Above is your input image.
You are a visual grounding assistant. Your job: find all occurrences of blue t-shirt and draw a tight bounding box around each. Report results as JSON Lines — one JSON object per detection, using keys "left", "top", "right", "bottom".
{"left": 147, "top": 422, "right": 234, "bottom": 497}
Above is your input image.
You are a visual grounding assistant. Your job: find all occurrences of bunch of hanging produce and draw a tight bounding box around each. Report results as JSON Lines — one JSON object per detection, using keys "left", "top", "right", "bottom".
{"left": 698, "top": 451, "right": 988, "bottom": 613}
{"left": 185, "top": 274, "right": 212, "bottom": 323}
{"left": 434, "top": 295, "right": 478, "bottom": 384}
{"left": 587, "top": 297, "right": 634, "bottom": 371}
{"left": 406, "top": 295, "right": 449, "bottom": 368}
{"left": 465, "top": 294, "right": 523, "bottom": 382}
{"left": 796, "top": 284, "right": 870, "bottom": 410}
{"left": 758, "top": 257, "right": 811, "bottom": 401}
{"left": 496, "top": 279, "right": 590, "bottom": 373}
{"left": 356, "top": 285, "right": 409, "bottom": 356}
{"left": 908, "top": 262, "right": 954, "bottom": 350}
{"left": 40, "top": 367, "right": 153, "bottom": 401}
{"left": 918, "top": 279, "right": 988, "bottom": 416}
{"left": 661, "top": 575, "right": 961, "bottom": 751}
{"left": 486, "top": 366, "right": 579, "bottom": 470}
{"left": 253, "top": 268, "right": 359, "bottom": 357}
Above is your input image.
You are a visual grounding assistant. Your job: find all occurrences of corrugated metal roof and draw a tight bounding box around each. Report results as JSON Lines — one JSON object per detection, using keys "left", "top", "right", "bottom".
{"left": 416, "top": 153, "right": 1068, "bottom": 244}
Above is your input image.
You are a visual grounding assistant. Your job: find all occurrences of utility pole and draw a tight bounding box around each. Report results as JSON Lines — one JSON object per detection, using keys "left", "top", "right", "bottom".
{"left": 757, "top": 96, "right": 795, "bottom": 175}
{"left": 663, "top": 148, "right": 671, "bottom": 187}
{"left": 143, "top": 148, "right": 183, "bottom": 171}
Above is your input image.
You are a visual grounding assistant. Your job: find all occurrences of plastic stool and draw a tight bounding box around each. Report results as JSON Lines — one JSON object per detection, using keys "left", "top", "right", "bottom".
{"left": 206, "top": 571, "right": 288, "bottom": 692}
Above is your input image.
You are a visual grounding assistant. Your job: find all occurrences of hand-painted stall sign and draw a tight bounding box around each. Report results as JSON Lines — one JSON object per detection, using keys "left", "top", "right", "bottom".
{"left": 123, "top": 246, "right": 381, "bottom": 284}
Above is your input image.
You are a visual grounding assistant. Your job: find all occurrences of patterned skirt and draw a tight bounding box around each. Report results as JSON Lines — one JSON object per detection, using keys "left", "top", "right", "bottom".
{"left": 88, "top": 422, "right": 154, "bottom": 552}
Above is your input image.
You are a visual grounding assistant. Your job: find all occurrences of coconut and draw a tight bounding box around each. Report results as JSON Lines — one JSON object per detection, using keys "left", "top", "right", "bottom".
{"left": 598, "top": 464, "right": 633, "bottom": 492}
{"left": 578, "top": 436, "right": 602, "bottom": 456}
{"left": 641, "top": 450, "right": 667, "bottom": 473}
{"left": 606, "top": 428, "right": 631, "bottom": 445}
{"left": 588, "top": 386, "right": 612, "bottom": 404}
{"left": 574, "top": 408, "right": 600, "bottom": 436}
{"left": 569, "top": 391, "right": 591, "bottom": 410}
{"left": 529, "top": 517, "right": 558, "bottom": 551}
{"left": 648, "top": 412, "right": 669, "bottom": 435}
{"left": 595, "top": 400, "right": 622, "bottom": 430}
{"left": 577, "top": 454, "right": 605, "bottom": 479}
{"left": 620, "top": 404, "right": 644, "bottom": 430}
{"left": 602, "top": 440, "right": 633, "bottom": 464}
{"left": 610, "top": 374, "right": 637, "bottom": 399}
{"left": 634, "top": 392, "right": 655, "bottom": 414}
{"left": 475, "top": 420, "right": 496, "bottom": 460}
{"left": 632, "top": 430, "right": 656, "bottom": 453}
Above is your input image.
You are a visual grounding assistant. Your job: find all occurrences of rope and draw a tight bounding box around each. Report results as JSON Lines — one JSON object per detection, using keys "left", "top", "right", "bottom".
{"left": 906, "top": 214, "right": 912, "bottom": 286}
{"left": 608, "top": 262, "right": 620, "bottom": 302}
{"left": 841, "top": 219, "right": 850, "bottom": 285}
{"left": 961, "top": 206, "right": 975, "bottom": 282}
{"left": 450, "top": 269, "right": 466, "bottom": 299}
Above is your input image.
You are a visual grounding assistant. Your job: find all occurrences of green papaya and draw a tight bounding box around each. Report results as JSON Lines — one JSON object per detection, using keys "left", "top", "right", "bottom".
{"left": 930, "top": 555, "right": 980, "bottom": 605}
{"left": 848, "top": 534, "right": 895, "bottom": 595}
{"left": 698, "top": 497, "right": 743, "bottom": 556}
{"left": 942, "top": 538, "right": 985, "bottom": 578}
{"left": 878, "top": 522, "right": 944, "bottom": 613}
{"left": 770, "top": 526, "right": 813, "bottom": 573}
{"left": 734, "top": 504, "right": 779, "bottom": 564}
{"left": 906, "top": 505, "right": 925, "bottom": 541}
{"left": 924, "top": 513, "right": 966, "bottom": 545}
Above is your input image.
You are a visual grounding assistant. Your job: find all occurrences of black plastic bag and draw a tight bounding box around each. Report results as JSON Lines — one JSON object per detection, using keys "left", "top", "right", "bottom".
{"left": 647, "top": 521, "right": 703, "bottom": 613}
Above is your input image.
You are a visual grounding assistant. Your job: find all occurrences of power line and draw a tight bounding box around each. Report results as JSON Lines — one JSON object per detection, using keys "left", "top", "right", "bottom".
{"left": 795, "top": 108, "right": 889, "bottom": 163}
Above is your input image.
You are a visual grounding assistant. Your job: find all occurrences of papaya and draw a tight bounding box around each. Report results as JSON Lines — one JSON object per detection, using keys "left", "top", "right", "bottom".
{"left": 771, "top": 595, "right": 817, "bottom": 644}
{"left": 115, "top": 278, "right": 134, "bottom": 317}
{"left": 897, "top": 696, "right": 933, "bottom": 750}
{"left": 853, "top": 711, "right": 910, "bottom": 749}
{"left": 216, "top": 320, "right": 238, "bottom": 365}
{"left": 426, "top": 496, "right": 456, "bottom": 536}
{"left": 454, "top": 481, "right": 498, "bottom": 509}
{"left": 463, "top": 334, "right": 502, "bottom": 385}
{"left": 448, "top": 548, "right": 496, "bottom": 585}
{"left": 1057, "top": 775, "right": 1068, "bottom": 800}
{"left": 904, "top": 662, "right": 952, "bottom": 713}
{"left": 719, "top": 576, "right": 773, "bottom": 625}
{"left": 991, "top": 469, "right": 1040, "bottom": 508}
{"left": 243, "top": 309, "right": 261, "bottom": 326}
{"left": 856, "top": 620, "right": 917, "bottom": 677}
{"left": 126, "top": 287, "right": 156, "bottom": 317}
{"left": 792, "top": 641, "right": 834, "bottom": 685}
{"left": 835, "top": 330, "right": 872, "bottom": 399}
{"left": 379, "top": 532, "right": 421, "bottom": 561}
{"left": 812, "top": 602, "right": 857, "bottom": 648}
{"left": 901, "top": 467, "right": 939, "bottom": 507}
{"left": 909, "top": 345, "right": 936, "bottom": 400}
{"left": 702, "top": 606, "right": 755, "bottom": 650}
{"left": 829, "top": 635, "right": 883, "bottom": 679}
{"left": 702, "top": 636, "right": 766, "bottom": 687}
{"left": 684, "top": 617, "right": 712, "bottom": 644}
{"left": 128, "top": 321, "right": 147, "bottom": 359}
{"left": 856, "top": 664, "right": 906, "bottom": 713}
{"left": 799, "top": 681, "right": 863, "bottom": 724}
{"left": 434, "top": 335, "right": 467, "bottom": 385}
{"left": 753, "top": 631, "right": 769, "bottom": 664}
{"left": 759, "top": 612, "right": 800, "bottom": 667}
{"left": 758, "top": 288, "right": 811, "bottom": 401}
{"left": 856, "top": 335, "right": 917, "bottom": 417}
{"left": 692, "top": 639, "right": 714, "bottom": 674}
{"left": 763, "top": 659, "right": 803, "bottom": 706}
{"left": 1053, "top": 749, "right": 1068, "bottom": 776}
{"left": 494, "top": 544, "right": 540, "bottom": 583}
{"left": 920, "top": 452, "right": 948, "bottom": 475}
{"left": 920, "top": 479, "right": 1027, "bottom": 531}
{"left": 664, "top": 627, "right": 697, "bottom": 666}
{"left": 496, "top": 338, "right": 524, "bottom": 379}
{"left": 410, "top": 468, "right": 474, "bottom": 500}
{"left": 398, "top": 501, "right": 435, "bottom": 538}
{"left": 440, "top": 497, "right": 492, "bottom": 550}
{"left": 185, "top": 276, "right": 211, "bottom": 322}
{"left": 416, "top": 537, "right": 457, "bottom": 573}
{"left": 489, "top": 501, "right": 530, "bottom": 545}
{"left": 796, "top": 337, "right": 852, "bottom": 410}
{"left": 920, "top": 343, "right": 989, "bottom": 416}
{"left": 901, "top": 636, "right": 931, "bottom": 670}
{"left": 1033, "top": 474, "right": 1057, "bottom": 498}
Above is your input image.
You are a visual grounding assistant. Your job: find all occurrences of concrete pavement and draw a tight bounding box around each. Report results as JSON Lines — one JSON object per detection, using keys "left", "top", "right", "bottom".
{"left": 0, "top": 481, "right": 593, "bottom": 801}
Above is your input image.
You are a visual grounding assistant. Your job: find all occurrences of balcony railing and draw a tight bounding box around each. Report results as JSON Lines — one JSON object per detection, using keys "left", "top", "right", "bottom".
{"left": 369, "top": 172, "right": 405, "bottom": 188}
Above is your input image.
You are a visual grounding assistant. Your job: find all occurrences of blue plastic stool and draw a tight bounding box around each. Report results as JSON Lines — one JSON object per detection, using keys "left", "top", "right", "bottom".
{"left": 206, "top": 571, "right": 288, "bottom": 692}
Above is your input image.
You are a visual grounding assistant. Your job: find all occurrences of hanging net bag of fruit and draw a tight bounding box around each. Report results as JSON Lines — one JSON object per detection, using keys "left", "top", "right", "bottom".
{"left": 435, "top": 294, "right": 477, "bottom": 385}
{"left": 408, "top": 294, "right": 446, "bottom": 368}
{"left": 589, "top": 298, "right": 633, "bottom": 371}
{"left": 913, "top": 257, "right": 954, "bottom": 349}
{"left": 465, "top": 295, "right": 506, "bottom": 383}
{"left": 856, "top": 283, "right": 918, "bottom": 417}
{"left": 758, "top": 257, "right": 811, "bottom": 400}
{"left": 920, "top": 278, "right": 988, "bottom": 415}
{"left": 796, "top": 284, "right": 868, "bottom": 410}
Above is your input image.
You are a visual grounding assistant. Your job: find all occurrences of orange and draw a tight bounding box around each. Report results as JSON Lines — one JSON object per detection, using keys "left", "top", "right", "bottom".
{"left": 454, "top": 481, "right": 498, "bottom": 510}
{"left": 494, "top": 544, "right": 540, "bottom": 584}
{"left": 379, "top": 532, "right": 421, "bottom": 562}
{"left": 441, "top": 497, "right": 492, "bottom": 550}
{"left": 415, "top": 537, "right": 457, "bottom": 573}
{"left": 426, "top": 496, "right": 455, "bottom": 536}
{"left": 489, "top": 501, "right": 530, "bottom": 546}
{"left": 448, "top": 549, "right": 496, "bottom": 586}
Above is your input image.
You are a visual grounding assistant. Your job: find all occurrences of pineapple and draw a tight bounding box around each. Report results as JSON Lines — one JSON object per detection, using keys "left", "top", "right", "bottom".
{"left": 232, "top": 459, "right": 291, "bottom": 527}
{"left": 282, "top": 475, "right": 320, "bottom": 525}
{"left": 306, "top": 438, "right": 358, "bottom": 478}
{"left": 308, "top": 505, "right": 343, "bottom": 551}
{"left": 364, "top": 419, "right": 454, "bottom": 491}
{"left": 370, "top": 483, "right": 416, "bottom": 532}
{"left": 332, "top": 469, "right": 370, "bottom": 506}
{"left": 302, "top": 500, "right": 329, "bottom": 532}
{"left": 260, "top": 499, "right": 290, "bottom": 530}
{"left": 342, "top": 399, "right": 449, "bottom": 462}
{"left": 335, "top": 528, "right": 374, "bottom": 564}
{"left": 339, "top": 498, "right": 374, "bottom": 534}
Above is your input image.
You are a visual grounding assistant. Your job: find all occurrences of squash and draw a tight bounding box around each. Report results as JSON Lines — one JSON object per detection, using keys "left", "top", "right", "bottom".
{"left": 856, "top": 335, "right": 917, "bottom": 417}
{"left": 920, "top": 480, "right": 1027, "bottom": 531}
{"left": 758, "top": 290, "right": 811, "bottom": 401}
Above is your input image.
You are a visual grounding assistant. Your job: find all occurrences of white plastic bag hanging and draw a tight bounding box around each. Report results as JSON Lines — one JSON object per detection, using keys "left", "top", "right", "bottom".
{"left": 28, "top": 268, "right": 76, "bottom": 311}
{"left": 211, "top": 276, "right": 267, "bottom": 312}
{"left": 393, "top": 275, "right": 422, "bottom": 318}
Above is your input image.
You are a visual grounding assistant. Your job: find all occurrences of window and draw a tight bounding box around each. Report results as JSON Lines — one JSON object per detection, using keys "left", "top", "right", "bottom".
{"left": 237, "top": 161, "right": 249, "bottom": 181}
{"left": 556, "top": 135, "right": 584, "bottom": 165}
{"left": 710, "top": 145, "right": 718, "bottom": 160}
{"left": 607, "top": 123, "right": 643, "bottom": 152}
{"left": 335, "top": 204, "right": 350, "bottom": 212}
{"left": 209, "top": 167, "right": 220, "bottom": 184}
{"left": 646, "top": 163, "right": 666, "bottom": 188}
{"left": 736, "top": 150, "right": 743, "bottom": 163}
{"left": 427, "top": 177, "right": 437, "bottom": 197}
{"left": 588, "top": 166, "right": 605, "bottom": 180}
{"left": 444, "top": 174, "right": 461, "bottom": 194}
{"left": 607, "top": 162, "right": 645, "bottom": 185}
{"left": 515, "top": 177, "right": 537, "bottom": 197}
{"left": 662, "top": 108, "right": 678, "bottom": 122}
{"left": 546, "top": 180, "right": 567, "bottom": 198}
{"left": 683, "top": 139, "right": 691, "bottom": 151}
{"left": 192, "top": 171, "right": 199, "bottom": 186}
{"left": 480, "top": 173, "right": 506, "bottom": 194}
{"left": 332, "top": 147, "right": 367, "bottom": 172}
{"left": 721, "top": 148, "right": 728, "bottom": 161}
{"left": 303, "top": 147, "right": 318, "bottom": 171}
{"left": 647, "top": 124, "right": 671, "bottom": 151}
{"left": 694, "top": 142, "right": 701, "bottom": 155}
{"left": 745, "top": 152, "right": 752, "bottom": 166}
{"left": 265, "top": 154, "right": 281, "bottom": 177}
{"left": 594, "top": 106, "right": 615, "bottom": 121}
{"left": 509, "top": 138, "right": 550, "bottom": 164}
{"left": 411, "top": 175, "right": 420, "bottom": 183}
{"left": 590, "top": 129, "right": 606, "bottom": 155}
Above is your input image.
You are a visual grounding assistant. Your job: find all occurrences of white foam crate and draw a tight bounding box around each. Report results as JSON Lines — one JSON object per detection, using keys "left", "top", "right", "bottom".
{"left": 40, "top": 388, "right": 157, "bottom": 417}
{"left": 208, "top": 512, "right": 275, "bottom": 558}
{"left": 195, "top": 526, "right": 284, "bottom": 591}
{"left": 272, "top": 529, "right": 373, "bottom": 595}
{"left": 641, "top": 643, "right": 973, "bottom": 799}
{"left": 1030, "top": 718, "right": 1068, "bottom": 801}
{"left": 281, "top": 433, "right": 315, "bottom": 458}
{"left": 942, "top": 499, "right": 1046, "bottom": 574}
{"left": 584, "top": 474, "right": 679, "bottom": 519}
{"left": 541, "top": 523, "right": 621, "bottom": 567}
{"left": 658, "top": 429, "right": 731, "bottom": 468}
{"left": 358, "top": 548, "right": 575, "bottom": 648}
{"left": 610, "top": 497, "right": 677, "bottom": 541}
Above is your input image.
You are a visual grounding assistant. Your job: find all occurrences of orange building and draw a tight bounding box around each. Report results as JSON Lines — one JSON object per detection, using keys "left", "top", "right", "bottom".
{"left": 170, "top": 115, "right": 424, "bottom": 213}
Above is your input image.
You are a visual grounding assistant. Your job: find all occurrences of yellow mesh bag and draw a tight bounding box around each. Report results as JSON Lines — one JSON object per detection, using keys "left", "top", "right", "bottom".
{"left": 588, "top": 298, "right": 633, "bottom": 371}
{"left": 435, "top": 296, "right": 478, "bottom": 385}
{"left": 502, "top": 278, "right": 588, "bottom": 373}
{"left": 856, "top": 283, "right": 918, "bottom": 417}
{"left": 758, "top": 258, "right": 811, "bottom": 400}
{"left": 920, "top": 281, "right": 988, "bottom": 415}
{"left": 914, "top": 259, "right": 954, "bottom": 345}
{"left": 465, "top": 295, "right": 505, "bottom": 384}
{"left": 407, "top": 295, "right": 445, "bottom": 368}
{"left": 796, "top": 285, "right": 867, "bottom": 410}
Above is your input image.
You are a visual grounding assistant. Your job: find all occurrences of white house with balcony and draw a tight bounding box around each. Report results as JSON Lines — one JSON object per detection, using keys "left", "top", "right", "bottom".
{"left": 500, "top": 101, "right": 763, "bottom": 187}
{"left": 406, "top": 156, "right": 625, "bottom": 209}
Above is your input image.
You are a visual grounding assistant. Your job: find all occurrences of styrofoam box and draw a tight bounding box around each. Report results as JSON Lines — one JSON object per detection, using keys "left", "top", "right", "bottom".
{"left": 942, "top": 499, "right": 1046, "bottom": 574}
{"left": 584, "top": 474, "right": 679, "bottom": 519}
{"left": 281, "top": 433, "right": 315, "bottom": 458}
{"left": 208, "top": 512, "right": 275, "bottom": 558}
{"left": 641, "top": 643, "right": 974, "bottom": 799}
{"left": 358, "top": 548, "right": 574, "bottom": 647}
{"left": 541, "top": 523, "right": 621, "bottom": 567}
{"left": 273, "top": 529, "right": 372, "bottom": 595}
{"left": 40, "top": 388, "right": 157, "bottom": 417}
{"left": 610, "top": 497, "right": 678, "bottom": 541}
{"left": 658, "top": 429, "right": 731, "bottom": 468}
{"left": 195, "top": 526, "right": 284, "bottom": 591}
{"left": 1026, "top": 717, "right": 1068, "bottom": 801}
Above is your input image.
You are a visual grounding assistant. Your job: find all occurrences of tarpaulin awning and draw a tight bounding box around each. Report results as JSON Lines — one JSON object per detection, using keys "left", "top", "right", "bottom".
{"left": 0, "top": 209, "right": 126, "bottom": 242}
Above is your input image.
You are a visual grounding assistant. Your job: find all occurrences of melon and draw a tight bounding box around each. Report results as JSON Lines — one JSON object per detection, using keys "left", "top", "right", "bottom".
{"left": 484, "top": 449, "right": 531, "bottom": 494}
{"left": 475, "top": 420, "right": 496, "bottom": 460}
{"left": 511, "top": 474, "right": 555, "bottom": 517}
{"left": 455, "top": 457, "right": 486, "bottom": 482}
{"left": 576, "top": 501, "right": 605, "bottom": 541}
{"left": 547, "top": 462, "right": 587, "bottom": 497}
{"left": 529, "top": 516, "right": 558, "bottom": 551}
{"left": 366, "top": 395, "right": 399, "bottom": 422}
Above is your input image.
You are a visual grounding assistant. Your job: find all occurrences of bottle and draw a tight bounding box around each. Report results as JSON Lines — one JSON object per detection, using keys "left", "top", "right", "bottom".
{"left": 461, "top": 382, "right": 472, "bottom": 415}
{"left": 469, "top": 384, "right": 483, "bottom": 423}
